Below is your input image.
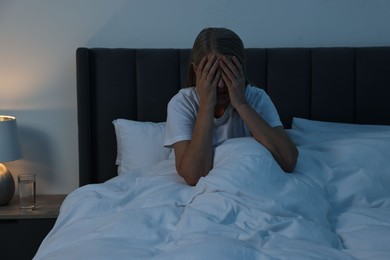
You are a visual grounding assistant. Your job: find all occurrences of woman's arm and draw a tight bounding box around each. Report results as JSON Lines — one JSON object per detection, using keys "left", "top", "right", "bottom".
{"left": 221, "top": 56, "right": 298, "bottom": 172}
{"left": 236, "top": 104, "right": 298, "bottom": 172}
{"left": 173, "top": 55, "right": 220, "bottom": 185}
{"left": 173, "top": 105, "right": 214, "bottom": 185}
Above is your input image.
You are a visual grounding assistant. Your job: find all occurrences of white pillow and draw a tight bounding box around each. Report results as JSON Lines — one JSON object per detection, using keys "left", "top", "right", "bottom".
{"left": 292, "top": 117, "right": 390, "bottom": 133}
{"left": 289, "top": 117, "right": 390, "bottom": 146}
{"left": 113, "top": 119, "right": 171, "bottom": 174}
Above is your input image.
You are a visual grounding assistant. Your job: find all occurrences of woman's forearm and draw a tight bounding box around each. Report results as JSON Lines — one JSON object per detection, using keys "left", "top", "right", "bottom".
{"left": 236, "top": 104, "right": 298, "bottom": 172}
{"left": 175, "top": 105, "right": 214, "bottom": 185}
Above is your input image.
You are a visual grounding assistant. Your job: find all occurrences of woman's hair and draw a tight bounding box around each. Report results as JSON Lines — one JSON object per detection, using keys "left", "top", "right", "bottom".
{"left": 186, "top": 27, "right": 247, "bottom": 87}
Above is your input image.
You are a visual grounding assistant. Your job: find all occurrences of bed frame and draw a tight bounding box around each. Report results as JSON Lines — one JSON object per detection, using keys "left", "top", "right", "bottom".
{"left": 76, "top": 47, "right": 390, "bottom": 186}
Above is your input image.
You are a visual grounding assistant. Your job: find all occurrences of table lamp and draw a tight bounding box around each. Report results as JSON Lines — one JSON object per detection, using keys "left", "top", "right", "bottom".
{"left": 0, "top": 115, "right": 22, "bottom": 206}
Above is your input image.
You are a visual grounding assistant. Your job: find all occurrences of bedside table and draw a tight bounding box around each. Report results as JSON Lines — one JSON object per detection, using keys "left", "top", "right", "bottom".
{"left": 0, "top": 194, "right": 67, "bottom": 260}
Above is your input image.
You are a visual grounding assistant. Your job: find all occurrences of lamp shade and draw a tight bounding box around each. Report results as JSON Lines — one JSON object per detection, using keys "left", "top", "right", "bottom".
{"left": 0, "top": 115, "right": 22, "bottom": 162}
{"left": 0, "top": 115, "right": 21, "bottom": 205}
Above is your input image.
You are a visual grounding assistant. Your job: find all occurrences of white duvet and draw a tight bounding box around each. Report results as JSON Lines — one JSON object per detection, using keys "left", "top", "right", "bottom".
{"left": 35, "top": 128, "right": 390, "bottom": 259}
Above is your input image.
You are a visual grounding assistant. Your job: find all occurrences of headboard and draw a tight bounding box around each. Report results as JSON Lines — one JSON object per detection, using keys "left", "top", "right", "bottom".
{"left": 76, "top": 47, "right": 390, "bottom": 186}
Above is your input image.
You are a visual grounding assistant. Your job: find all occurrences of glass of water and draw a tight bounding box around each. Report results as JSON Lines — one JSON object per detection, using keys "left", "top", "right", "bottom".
{"left": 18, "top": 173, "right": 36, "bottom": 210}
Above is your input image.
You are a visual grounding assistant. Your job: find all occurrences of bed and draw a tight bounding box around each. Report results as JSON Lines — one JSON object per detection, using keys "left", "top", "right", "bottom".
{"left": 34, "top": 47, "right": 390, "bottom": 259}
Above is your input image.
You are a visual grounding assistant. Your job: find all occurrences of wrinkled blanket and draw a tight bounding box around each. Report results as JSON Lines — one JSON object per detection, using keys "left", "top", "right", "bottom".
{"left": 35, "top": 132, "right": 390, "bottom": 260}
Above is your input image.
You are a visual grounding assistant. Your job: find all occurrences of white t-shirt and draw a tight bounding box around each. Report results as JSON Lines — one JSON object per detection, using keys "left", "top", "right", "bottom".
{"left": 164, "top": 85, "right": 282, "bottom": 148}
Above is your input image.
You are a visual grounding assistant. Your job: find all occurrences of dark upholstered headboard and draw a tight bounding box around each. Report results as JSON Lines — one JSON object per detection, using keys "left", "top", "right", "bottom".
{"left": 76, "top": 47, "right": 390, "bottom": 186}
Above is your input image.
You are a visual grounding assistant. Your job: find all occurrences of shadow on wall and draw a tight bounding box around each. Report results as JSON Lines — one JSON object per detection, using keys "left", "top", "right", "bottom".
{"left": 17, "top": 125, "right": 55, "bottom": 183}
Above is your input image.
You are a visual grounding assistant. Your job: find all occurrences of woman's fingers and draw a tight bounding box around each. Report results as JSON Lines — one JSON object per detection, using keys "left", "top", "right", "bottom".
{"left": 209, "top": 57, "right": 220, "bottom": 83}
{"left": 204, "top": 56, "right": 219, "bottom": 80}
{"left": 232, "top": 56, "right": 244, "bottom": 77}
{"left": 195, "top": 55, "right": 220, "bottom": 107}
{"left": 221, "top": 56, "right": 245, "bottom": 86}
{"left": 195, "top": 56, "right": 206, "bottom": 77}
{"left": 221, "top": 56, "right": 245, "bottom": 83}
{"left": 197, "top": 56, "right": 219, "bottom": 79}
{"left": 221, "top": 56, "right": 238, "bottom": 79}
{"left": 221, "top": 70, "right": 230, "bottom": 84}
{"left": 220, "top": 55, "right": 247, "bottom": 108}
{"left": 212, "top": 68, "right": 221, "bottom": 86}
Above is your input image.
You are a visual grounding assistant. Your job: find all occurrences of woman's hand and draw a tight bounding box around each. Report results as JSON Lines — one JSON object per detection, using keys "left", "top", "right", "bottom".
{"left": 220, "top": 56, "right": 247, "bottom": 109}
{"left": 195, "top": 55, "right": 221, "bottom": 109}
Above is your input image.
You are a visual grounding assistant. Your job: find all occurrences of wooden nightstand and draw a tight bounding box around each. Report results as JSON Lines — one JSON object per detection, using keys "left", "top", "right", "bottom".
{"left": 0, "top": 194, "right": 67, "bottom": 260}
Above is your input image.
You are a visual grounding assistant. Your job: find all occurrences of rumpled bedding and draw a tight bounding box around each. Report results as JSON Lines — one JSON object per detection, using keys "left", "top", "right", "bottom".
{"left": 34, "top": 130, "right": 390, "bottom": 259}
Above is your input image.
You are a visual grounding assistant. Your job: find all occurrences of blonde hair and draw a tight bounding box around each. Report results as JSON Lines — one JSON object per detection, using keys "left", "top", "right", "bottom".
{"left": 186, "top": 27, "right": 247, "bottom": 87}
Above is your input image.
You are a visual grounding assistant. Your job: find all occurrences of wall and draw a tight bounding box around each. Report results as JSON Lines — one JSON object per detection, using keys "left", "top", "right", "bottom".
{"left": 1, "top": 0, "right": 389, "bottom": 194}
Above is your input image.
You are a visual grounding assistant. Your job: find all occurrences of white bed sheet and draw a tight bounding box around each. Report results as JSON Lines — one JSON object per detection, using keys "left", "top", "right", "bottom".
{"left": 34, "top": 132, "right": 390, "bottom": 260}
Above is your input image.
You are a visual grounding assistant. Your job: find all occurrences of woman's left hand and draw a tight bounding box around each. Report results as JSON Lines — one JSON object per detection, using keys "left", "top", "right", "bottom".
{"left": 220, "top": 56, "right": 247, "bottom": 109}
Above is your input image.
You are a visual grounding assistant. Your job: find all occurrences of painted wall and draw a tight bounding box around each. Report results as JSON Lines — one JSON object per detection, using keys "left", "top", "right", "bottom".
{"left": 1, "top": 0, "right": 389, "bottom": 194}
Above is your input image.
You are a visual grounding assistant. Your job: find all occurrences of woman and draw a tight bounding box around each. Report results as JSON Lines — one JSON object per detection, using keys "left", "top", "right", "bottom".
{"left": 164, "top": 27, "right": 298, "bottom": 186}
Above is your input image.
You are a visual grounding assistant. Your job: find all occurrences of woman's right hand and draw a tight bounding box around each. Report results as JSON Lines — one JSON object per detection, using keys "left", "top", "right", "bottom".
{"left": 195, "top": 55, "right": 221, "bottom": 109}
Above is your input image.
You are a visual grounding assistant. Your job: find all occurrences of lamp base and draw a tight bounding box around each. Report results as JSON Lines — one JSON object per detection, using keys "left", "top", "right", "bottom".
{"left": 0, "top": 163, "right": 15, "bottom": 206}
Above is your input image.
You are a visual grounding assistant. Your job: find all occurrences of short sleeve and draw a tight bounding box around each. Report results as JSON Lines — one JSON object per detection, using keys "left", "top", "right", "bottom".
{"left": 164, "top": 93, "right": 197, "bottom": 147}
{"left": 247, "top": 86, "right": 283, "bottom": 128}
